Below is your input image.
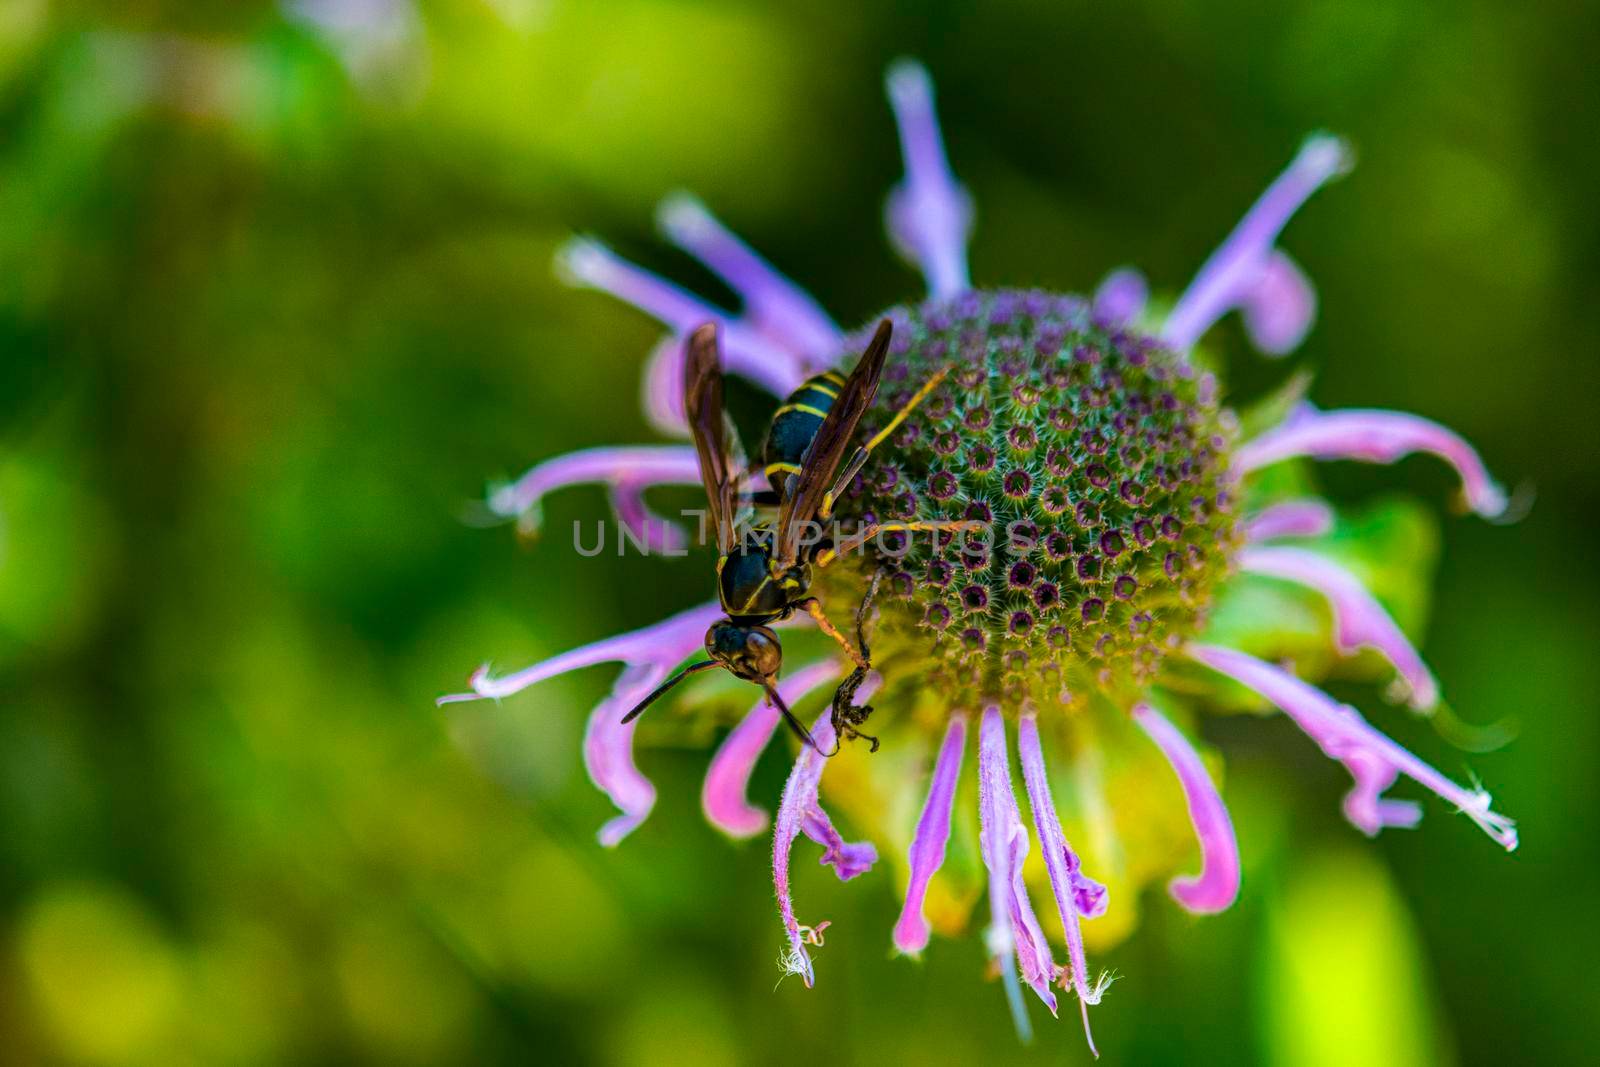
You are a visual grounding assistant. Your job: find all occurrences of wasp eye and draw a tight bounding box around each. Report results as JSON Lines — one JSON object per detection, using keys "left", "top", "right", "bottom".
{"left": 740, "top": 629, "right": 783, "bottom": 678}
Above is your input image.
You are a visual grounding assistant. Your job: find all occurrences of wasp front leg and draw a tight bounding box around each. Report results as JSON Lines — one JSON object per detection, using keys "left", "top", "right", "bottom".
{"left": 796, "top": 597, "right": 869, "bottom": 671}
{"left": 827, "top": 568, "right": 885, "bottom": 754}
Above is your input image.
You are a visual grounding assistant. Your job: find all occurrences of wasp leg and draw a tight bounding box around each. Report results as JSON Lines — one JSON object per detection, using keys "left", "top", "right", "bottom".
{"left": 827, "top": 669, "right": 878, "bottom": 755}
{"left": 814, "top": 519, "right": 986, "bottom": 568}
{"left": 827, "top": 569, "right": 885, "bottom": 754}
{"left": 819, "top": 365, "right": 951, "bottom": 519}
{"left": 796, "top": 597, "right": 869, "bottom": 671}
{"left": 854, "top": 568, "right": 883, "bottom": 661}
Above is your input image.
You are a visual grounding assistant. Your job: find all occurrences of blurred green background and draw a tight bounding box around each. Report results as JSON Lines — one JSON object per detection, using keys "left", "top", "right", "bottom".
{"left": 2, "top": 2, "right": 1597, "bottom": 1064}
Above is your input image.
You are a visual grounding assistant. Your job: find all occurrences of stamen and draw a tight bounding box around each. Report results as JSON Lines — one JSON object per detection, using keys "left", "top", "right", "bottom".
{"left": 1130, "top": 704, "right": 1240, "bottom": 914}
{"left": 1239, "top": 546, "right": 1438, "bottom": 710}
{"left": 1092, "top": 267, "right": 1148, "bottom": 326}
{"left": 1237, "top": 405, "right": 1510, "bottom": 519}
{"left": 486, "top": 445, "right": 702, "bottom": 552}
{"left": 1017, "top": 715, "right": 1108, "bottom": 1057}
{"left": 702, "top": 661, "right": 842, "bottom": 838}
{"left": 998, "top": 945, "right": 1033, "bottom": 1044}
{"left": 657, "top": 192, "right": 841, "bottom": 364}
{"left": 1243, "top": 498, "right": 1335, "bottom": 542}
{"left": 977, "top": 707, "right": 1060, "bottom": 1024}
{"left": 1164, "top": 134, "right": 1351, "bottom": 350}
{"left": 772, "top": 676, "right": 882, "bottom": 987}
{"left": 1187, "top": 644, "right": 1517, "bottom": 850}
{"left": 884, "top": 59, "right": 973, "bottom": 300}
{"left": 892, "top": 713, "right": 968, "bottom": 954}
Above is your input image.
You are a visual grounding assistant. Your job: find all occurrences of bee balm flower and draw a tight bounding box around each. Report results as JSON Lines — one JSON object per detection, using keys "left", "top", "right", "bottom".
{"left": 441, "top": 59, "right": 1517, "bottom": 1052}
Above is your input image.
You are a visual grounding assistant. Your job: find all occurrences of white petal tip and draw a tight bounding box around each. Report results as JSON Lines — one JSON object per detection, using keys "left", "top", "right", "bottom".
{"left": 1299, "top": 132, "right": 1355, "bottom": 179}
{"left": 1480, "top": 480, "right": 1533, "bottom": 525}
{"left": 892, "top": 935, "right": 928, "bottom": 958}
{"left": 778, "top": 943, "right": 816, "bottom": 987}
{"left": 655, "top": 190, "right": 711, "bottom": 239}
{"left": 438, "top": 665, "right": 508, "bottom": 705}
{"left": 885, "top": 57, "right": 931, "bottom": 100}
{"left": 597, "top": 812, "right": 648, "bottom": 848}
{"left": 1461, "top": 791, "right": 1518, "bottom": 850}
{"left": 552, "top": 235, "right": 609, "bottom": 287}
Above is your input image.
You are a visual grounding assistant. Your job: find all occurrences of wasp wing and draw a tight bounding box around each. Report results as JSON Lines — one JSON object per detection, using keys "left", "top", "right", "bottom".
{"left": 684, "top": 323, "right": 741, "bottom": 554}
{"left": 774, "top": 318, "right": 892, "bottom": 564}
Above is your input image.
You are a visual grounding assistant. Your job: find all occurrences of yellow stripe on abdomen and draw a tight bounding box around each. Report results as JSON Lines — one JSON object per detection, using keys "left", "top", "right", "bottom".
{"left": 774, "top": 402, "right": 830, "bottom": 419}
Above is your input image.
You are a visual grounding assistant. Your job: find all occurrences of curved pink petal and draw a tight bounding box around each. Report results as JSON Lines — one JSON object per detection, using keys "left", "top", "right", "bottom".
{"left": 1243, "top": 498, "right": 1335, "bottom": 542}
{"left": 977, "top": 707, "right": 1059, "bottom": 1022}
{"left": 1338, "top": 746, "right": 1423, "bottom": 835}
{"left": 701, "top": 660, "right": 841, "bottom": 838}
{"left": 486, "top": 445, "right": 702, "bottom": 551}
{"left": 892, "top": 712, "right": 968, "bottom": 955}
{"left": 1018, "top": 715, "right": 1109, "bottom": 1056}
{"left": 1240, "top": 546, "right": 1439, "bottom": 710}
{"left": 1241, "top": 249, "right": 1316, "bottom": 356}
{"left": 555, "top": 236, "right": 806, "bottom": 401}
{"left": 438, "top": 600, "right": 721, "bottom": 705}
{"left": 657, "top": 192, "right": 841, "bottom": 366}
{"left": 584, "top": 665, "right": 659, "bottom": 847}
{"left": 1164, "top": 134, "right": 1351, "bottom": 351}
{"left": 884, "top": 59, "right": 973, "bottom": 299}
{"left": 772, "top": 676, "right": 882, "bottom": 987}
{"left": 639, "top": 335, "right": 690, "bottom": 436}
{"left": 609, "top": 477, "right": 690, "bottom": 554}
{"left": 801, "top": 808, "right": 878, "bottom": 880}
{"left": 1236, "top": 405, "right": 1509, "bottom": 519}
{"left": 1187, "top": 644, "right": 1516, "bottom": 850}
{"left": 1130, "top": 704, "right": 1240, "bottom": 914}
{"left": 441, "top": 601, "right": 719, "bottom": 845}
{"left": 1093, "top": 267, "right": 1148, "bottom": 326}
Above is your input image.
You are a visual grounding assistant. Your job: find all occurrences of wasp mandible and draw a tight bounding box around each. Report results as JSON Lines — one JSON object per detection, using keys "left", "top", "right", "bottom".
{"left": 621, "top": 320, "right": 978, "bottom": 753}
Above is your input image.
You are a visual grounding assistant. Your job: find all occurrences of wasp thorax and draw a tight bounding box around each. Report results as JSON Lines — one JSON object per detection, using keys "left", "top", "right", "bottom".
{"left": 816, "top": 289, "right": 1240, "bottom": 710}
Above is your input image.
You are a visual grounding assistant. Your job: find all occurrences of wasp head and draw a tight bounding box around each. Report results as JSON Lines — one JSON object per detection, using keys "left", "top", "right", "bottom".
{"left": 706, "top": 619, "right": 783, "bottom": 685}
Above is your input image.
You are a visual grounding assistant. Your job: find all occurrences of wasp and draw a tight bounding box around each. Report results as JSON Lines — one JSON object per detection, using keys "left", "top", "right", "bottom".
{"left": 622, "top": 319, "right": 975, "bottom": 753}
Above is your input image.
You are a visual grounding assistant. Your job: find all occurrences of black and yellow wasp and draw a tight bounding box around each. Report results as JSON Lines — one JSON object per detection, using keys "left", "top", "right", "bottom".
{"left": 622, "top": 319, "right": 975, "bottom": 753}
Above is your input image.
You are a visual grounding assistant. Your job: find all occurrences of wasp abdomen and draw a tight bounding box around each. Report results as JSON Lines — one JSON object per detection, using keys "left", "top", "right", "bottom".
{"left": 762, "top": 370, "right": 846, "bottom": 493}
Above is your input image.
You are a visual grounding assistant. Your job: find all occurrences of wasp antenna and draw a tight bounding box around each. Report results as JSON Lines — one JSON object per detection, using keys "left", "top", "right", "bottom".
{"left": 620, "top": 660, "right": 719, "bottom": 724}
{"left": 764, "top": 683, "right": 824, "bottom": 755}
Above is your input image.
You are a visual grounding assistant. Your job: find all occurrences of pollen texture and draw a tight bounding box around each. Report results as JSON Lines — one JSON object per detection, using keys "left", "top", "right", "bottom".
{"left": 819, "top": 289, "right": 1241, "bottom": 709}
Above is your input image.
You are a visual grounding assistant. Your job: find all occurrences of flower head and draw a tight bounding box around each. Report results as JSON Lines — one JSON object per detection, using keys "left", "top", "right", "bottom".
{"left": 442, "top": 60, "right": 1518, "bottom": 1051}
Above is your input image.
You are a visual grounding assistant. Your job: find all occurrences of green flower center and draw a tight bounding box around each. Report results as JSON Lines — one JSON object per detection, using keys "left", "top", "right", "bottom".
{"left": 815, "top": 289, "right": 1240, "bottom": 711}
